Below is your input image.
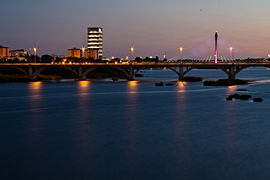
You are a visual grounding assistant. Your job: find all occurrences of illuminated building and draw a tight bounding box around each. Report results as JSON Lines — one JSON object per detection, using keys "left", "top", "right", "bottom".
{"left": 10, "top": 49, "right": 28, "bottom": 58}
{"left": 67, "top": 48, "right": 81, "bottom": 58}
{"left": 0, "top": 45, "right": 10, "bottom": 59}
{"left": 88, "top": 27, "right": 103, "bottom": 60}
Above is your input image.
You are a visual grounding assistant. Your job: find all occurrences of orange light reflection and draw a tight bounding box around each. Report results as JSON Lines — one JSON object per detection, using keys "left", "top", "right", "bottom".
{"left": 177, "top": 81, "right": 187, "bottom": 92}
{"left": 28, "top": 82, "right": 42, "bottom": 100}
{"left": 78, "top": 81, "right": 91, "bottom": 94}
{"left": 128, "top": 81, "right": 139, "bottom": 93}
{"left": 227, "top": 85, "right": 237, "bottom": 94}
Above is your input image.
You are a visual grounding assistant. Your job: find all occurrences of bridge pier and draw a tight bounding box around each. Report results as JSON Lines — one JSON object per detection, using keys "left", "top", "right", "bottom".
{"left": 178, "top": 66, "right": 184, "bottom": 81}
{"left": 78, "top": 66, "right": 86, "bottom": 80}
{"left": 28, "top": 66, "right": 39, "bottom": 81}
{"left": 228, "top": 66, "right": 236, "bottom": 80}
{"left": 127, "top": 67, "right": 135, "bottom": 81}
{"left": 78, "top": 75, "right": 86, "bottom": 81}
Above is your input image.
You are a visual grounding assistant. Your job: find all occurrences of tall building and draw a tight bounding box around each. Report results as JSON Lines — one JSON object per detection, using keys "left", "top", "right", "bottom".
{"left": 0, "top": 45, "right": 10, "bottom": 59}
{"left": 67, "top": 48, "right": 81, "bottom": 58}
{"left": 87, "top": 27, "right": 103, "bottom": 60}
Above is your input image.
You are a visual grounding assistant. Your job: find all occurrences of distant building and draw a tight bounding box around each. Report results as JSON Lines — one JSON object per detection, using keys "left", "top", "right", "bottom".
{"left": 67, "top": 48, "right": 81, "bottom": 58}
{"left": 0, "top": 45, "right": 10, "bottom": 59}
{"left": 88, "top": 27, "right": 103, "bottom": 60}
{"left": 10, "top": 49, "right": 28, "bottom": 58}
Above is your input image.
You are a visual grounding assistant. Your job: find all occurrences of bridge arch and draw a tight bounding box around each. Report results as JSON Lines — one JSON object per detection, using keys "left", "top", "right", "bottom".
{"left": 82, "top": 67, "right": 97, "bottom": 79}
{"left": 31, "top": 66, "right": 80, "bottom": 80}
{"left": 82, "top": 66, "right": 142, "bottom": 80}
{"left": 168, "top": 66, "right": 251, "bottom": 80}
{"left": 168, "top": 66, "right": 196, "bottom": 80}
{"left": 11, "top": 66, "right": 29, "bottom": 76}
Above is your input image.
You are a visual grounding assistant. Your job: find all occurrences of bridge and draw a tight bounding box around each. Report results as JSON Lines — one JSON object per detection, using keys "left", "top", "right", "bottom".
{"left": 0, "top": 61, "right": 270, "bottom": 81}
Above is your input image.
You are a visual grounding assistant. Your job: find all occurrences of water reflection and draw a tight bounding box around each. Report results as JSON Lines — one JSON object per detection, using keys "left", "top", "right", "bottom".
{"left": 127, "top": 80, "right": 139, "bottom": 93}
{"left": 27, "top": 81, "right": 43, "bottom": 119}
{"left": 77, "top": 80, "right": 91, "bottom": 113}
{"left": 76, "top": 80, "right": 93, "bottom": 169}
{"left": 224, "top": 85, "right": 237, "bottom": 167}
{"left": 26, "top": 81, "right": 45, "bottom": 170}
{"left": 173, "top": 81, "right": 189, "bottom": 176}
{"left": 177, "top": 81, "right": 187, "bottom": 92}
{"left": 28, "top": 82, "right": 42, "bottom": 100}
{"left": 125, "top": 81, "right": 140, "bottom": 176}
{"left": 78, "top": 81, "right": 91, "bottom": 96}
{"left": 227, "top": 85, "right": 237, "bottom": 94}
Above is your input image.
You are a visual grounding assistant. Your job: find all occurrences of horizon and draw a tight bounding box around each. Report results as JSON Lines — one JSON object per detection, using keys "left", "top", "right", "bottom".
{"left": 1, "top": 0, "right": 270, "bottom": 59}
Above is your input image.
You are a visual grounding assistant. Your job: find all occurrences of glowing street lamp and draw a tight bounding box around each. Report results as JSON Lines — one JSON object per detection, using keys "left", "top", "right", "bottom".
{"left": 33, "top": 47, "right": 37, "bottom": 63}
{"left": 229, "top": 47, "right": 233, "bottom": 60}
{"left": 82, "top": 47, "right": 85, "bottom": 58}
{"left": 179, "top": 47, "right": 183, "bottom": 60}
{"left": 130, "top": 47, "right": 134, "bottom": 61}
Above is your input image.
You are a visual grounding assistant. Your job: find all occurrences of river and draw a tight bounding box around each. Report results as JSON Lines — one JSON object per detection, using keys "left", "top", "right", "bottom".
{"left": 1, "top": 68, "right": 270, "bottom": 179}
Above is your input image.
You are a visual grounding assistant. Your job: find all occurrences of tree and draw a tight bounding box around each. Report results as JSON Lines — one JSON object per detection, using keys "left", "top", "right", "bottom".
{"left": 41, "top": 55, "right": 53, "bottom": 63}
{"left": 135, "top": 57, "right": 142, "bottom": 62}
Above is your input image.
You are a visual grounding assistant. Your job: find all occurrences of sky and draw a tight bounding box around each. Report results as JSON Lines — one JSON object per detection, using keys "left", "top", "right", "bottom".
{"left": 1, "top": 0, "right": 270, "bottom": 59}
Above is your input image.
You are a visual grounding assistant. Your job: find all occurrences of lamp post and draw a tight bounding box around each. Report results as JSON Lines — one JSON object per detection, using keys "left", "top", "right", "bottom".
{"left": 130, "top": 47, "right": 134, "bottom": 61}
{"left": 179, "top": 47, "right": 183, "bottom": 60}
{"left": 82, "top": 47, "right": 85, "bottom": 63}
{"left": 82, "top": 47, "right": 85, "bottom": 58}
{"left": 33, "top": 48, "right": 37, "bottom": 63}
{"left": 229, "top": 47, "right": 233, "bottom": 60}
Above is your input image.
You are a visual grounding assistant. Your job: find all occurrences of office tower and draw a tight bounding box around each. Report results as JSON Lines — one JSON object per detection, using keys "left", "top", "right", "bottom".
{"left": 87, "top": 27, "right": 103, "bottom": 60}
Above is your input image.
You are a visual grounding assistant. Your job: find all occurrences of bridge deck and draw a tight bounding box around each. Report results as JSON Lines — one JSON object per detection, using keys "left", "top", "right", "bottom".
{"left": 0, "top": 62, "right": 270, "bottom": 67}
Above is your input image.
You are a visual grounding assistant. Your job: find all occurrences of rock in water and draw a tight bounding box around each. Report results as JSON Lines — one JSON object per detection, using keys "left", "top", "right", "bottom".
{"left": 155, "top": 82, "right": 164, "bottom": 86}
{"left": 239, "top": 95, "right": 252, "bottom": 100}
{"left": 253, "top": 98, "right": 263, "bottom": 102}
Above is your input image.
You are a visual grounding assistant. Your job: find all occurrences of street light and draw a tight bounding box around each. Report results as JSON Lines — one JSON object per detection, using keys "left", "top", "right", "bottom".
{"left": 82, "top": 47, "right": 85, "bottom": 58}
{"left": 229, "top": 47, "right": 233, "bottom": 60}
{"left": 33, "top": 47, "right": 37, "bottom": 63}
{"left": 130, "top": 47, "right": 134, "bottom": 61}
{"left": 82, "top": 47, "right": 85, "bottom": 64}
{"left": 179, "top": 47, "right": 183, "bottom": 60}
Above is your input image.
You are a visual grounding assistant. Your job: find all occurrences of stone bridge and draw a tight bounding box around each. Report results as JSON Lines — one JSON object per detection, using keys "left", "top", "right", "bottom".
{"left": 0, "top": 62, "right": 269, "bottom": 81}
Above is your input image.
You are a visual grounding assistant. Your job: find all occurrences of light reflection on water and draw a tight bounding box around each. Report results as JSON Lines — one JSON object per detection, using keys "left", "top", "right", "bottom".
{"left": 127, "top": 80, "right": 139, "bottom": 93}
{"left": 125, "top": 81, "right": 140, "bottom": 176}
{"left": 28, "top": 81, "right": 42, "bottom": 100}
{"left": 227, "top": 85, "right": 238, "bottom": 94}
{"left": 78, "top": 81, "right": 91, "bottom": 96}
{"left": 173, "top": 81, "right": 189, "bottom": 175}
{"left": 26, "top": 81, "right": 45, "bottom": 171}
{"left": 76, "top": 80, "right": 93, "bottom": 169}
{"left": 177, "top": 81, "right": 187, "bottom": 92}
{"left": 224, "top": 86, "right": 238, "bottom": 172}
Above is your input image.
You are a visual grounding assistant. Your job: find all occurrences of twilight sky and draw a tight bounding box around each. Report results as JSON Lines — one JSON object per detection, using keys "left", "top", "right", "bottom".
{"left": 1, "top": 0, "right": 270, "bottom": 59}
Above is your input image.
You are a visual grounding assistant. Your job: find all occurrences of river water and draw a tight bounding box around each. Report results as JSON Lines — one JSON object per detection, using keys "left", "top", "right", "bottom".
{"left": 1, "top": 68, "right": 270, "bottom": 179}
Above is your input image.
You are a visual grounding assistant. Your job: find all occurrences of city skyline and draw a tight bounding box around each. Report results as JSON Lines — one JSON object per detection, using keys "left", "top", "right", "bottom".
{"left": 1, "top": 0, "right": 270, "bottom": 58}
